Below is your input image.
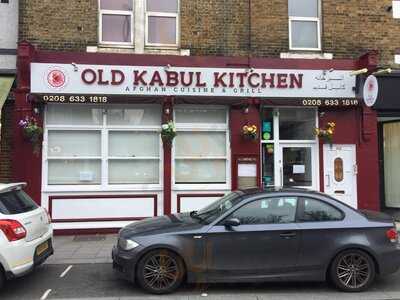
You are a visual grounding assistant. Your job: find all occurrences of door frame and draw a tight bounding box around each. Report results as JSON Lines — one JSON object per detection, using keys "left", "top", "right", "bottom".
{"left": 323, "top": 144, "right": 357, "bottom": 208}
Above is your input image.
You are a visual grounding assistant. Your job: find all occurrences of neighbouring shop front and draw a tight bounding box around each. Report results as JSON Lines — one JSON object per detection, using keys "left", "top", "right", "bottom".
{"left": 13, "top": 42, "right": 380, "bottom": 232}
{"left": 366, "top": 73, "right": 400, "bottom": 216}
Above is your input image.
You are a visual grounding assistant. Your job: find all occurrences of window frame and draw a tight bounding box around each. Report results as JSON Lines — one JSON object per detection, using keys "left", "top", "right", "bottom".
{"left": 145, "top": 0, "right": 180, "bottom": 48}
{"left": 98, "top": 0, "right": 135, "bottom": 47}
{"left": 42, "top": 104, "right": 163, "bottom": 192}
{"left": 172, "top": 105, "right": 231, "bottom": 191}
{"left": 296, "top": 197, "right": 345, "bottom": 222}
{"left": 288, "top": 0, "right": 321, "bottom": 51}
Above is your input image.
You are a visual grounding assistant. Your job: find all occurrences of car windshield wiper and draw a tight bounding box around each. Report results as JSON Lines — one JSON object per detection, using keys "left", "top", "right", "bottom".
{"left": 190, "top": 210, "right": 206, "bottom": 222}
{"left": 195, "top": 207, "right": 222, "bottom": 220}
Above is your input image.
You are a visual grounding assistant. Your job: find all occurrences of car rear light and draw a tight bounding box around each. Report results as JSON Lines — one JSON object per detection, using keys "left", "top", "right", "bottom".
{"left": 0, "top": 220, "right": 27, "bottom": 241}
{"left": 386, "top": 228, "right": 398, "bottom": 243}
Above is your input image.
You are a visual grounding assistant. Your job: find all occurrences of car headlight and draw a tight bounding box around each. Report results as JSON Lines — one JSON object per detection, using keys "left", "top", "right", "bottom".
{"left": 118, "top": 238, "right": 140, "bottom": 251}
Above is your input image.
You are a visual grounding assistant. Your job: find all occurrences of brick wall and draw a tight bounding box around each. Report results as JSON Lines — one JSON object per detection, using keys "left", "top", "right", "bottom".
{"left": 18, "top": 0, "right": 400, "bottom": 65}
{"left": 19, "top": 0, "right": 98, "bottom": 52}
{"left": 0, "top": 95, "right": 14, "bottom": 183}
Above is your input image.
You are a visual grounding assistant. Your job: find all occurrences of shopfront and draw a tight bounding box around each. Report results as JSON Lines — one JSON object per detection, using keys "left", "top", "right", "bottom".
{"left": 13, "top": 43, "right": 380, "bottom": 232}
{"left": 368, "top": 73, "right": 400, "bottom": 214}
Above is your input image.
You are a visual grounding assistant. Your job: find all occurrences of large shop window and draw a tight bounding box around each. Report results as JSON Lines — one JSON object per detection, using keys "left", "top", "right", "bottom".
{"left": 45, "top": 104, "right": 162, "bottom": 188}
{"left": 261, "top": 107, "right": 318, "bottom": 190}
{"left": 288, "top": 0, "right": 321, "bottom": 50}
{"left": 173, "top": 106, "right": 229, "bottom": 187}
{"left": 383, "top": 122, "right": 400, "bottom": 208}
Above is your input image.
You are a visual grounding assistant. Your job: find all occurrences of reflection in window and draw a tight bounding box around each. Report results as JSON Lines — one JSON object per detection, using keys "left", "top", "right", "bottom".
{"left": 300, "top": 198, "right": 343, "bottom": 222}
{"left": 230, "top": 197, "right": 297, "bottom": 224}
{"left": 279, "top": 108, "right": 315, "bottom": 140}
{"left": 282, "top": 147, "right": 312, "bottom": 187}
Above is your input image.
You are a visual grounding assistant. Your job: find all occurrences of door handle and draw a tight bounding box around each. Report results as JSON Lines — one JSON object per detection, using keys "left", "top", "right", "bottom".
{"left": 279, "top": 232, "right": 296, "bottom": 239}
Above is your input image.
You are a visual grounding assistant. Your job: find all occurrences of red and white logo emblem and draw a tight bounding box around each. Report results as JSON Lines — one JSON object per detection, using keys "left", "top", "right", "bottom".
{"left": 47, "top": 69, "right": 66, "bottom": 88}
{"left": 363, "top": 75, "right": 378, "bottom": 107}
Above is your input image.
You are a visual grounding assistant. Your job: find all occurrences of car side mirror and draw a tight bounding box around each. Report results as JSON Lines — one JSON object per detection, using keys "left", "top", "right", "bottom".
{"left": 224, "top": 218, "right": 240, "bottom": 228}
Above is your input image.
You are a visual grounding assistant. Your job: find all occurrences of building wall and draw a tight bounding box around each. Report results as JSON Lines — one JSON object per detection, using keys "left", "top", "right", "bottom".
{"left": 18, "top": 0, "right": 400, "bottom": 66}
{"left": 0, "top": 96, "right": 14, "bottom": 183}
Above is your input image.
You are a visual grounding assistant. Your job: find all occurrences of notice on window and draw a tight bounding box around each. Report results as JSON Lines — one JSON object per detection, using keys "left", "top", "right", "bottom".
{"left": 293, "top": 165, "right": 305, "bottom": 174}
{"left": 238, "top": 164, "right": 257, "bottom": 177}
{"left": 238, "top": 163, "right": 257, "bottom": 189}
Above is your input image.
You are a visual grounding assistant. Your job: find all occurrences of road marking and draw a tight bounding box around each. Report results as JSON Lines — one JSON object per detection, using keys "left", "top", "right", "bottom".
{"left": 60, "top": 265, "right": 73, "bottom": 278}
{"left": 40, "top": 289, "right": 52, "bottom": 300}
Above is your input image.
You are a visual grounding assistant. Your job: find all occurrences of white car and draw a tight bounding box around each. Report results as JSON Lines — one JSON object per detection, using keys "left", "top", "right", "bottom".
{"left": 0, "top": 183, "right": 53, "bottom": 289}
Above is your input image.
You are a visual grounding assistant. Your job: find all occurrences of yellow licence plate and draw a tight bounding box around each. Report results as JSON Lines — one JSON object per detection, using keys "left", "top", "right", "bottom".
{"left": 36, "top": 241, "right": 49, "bottom": 256}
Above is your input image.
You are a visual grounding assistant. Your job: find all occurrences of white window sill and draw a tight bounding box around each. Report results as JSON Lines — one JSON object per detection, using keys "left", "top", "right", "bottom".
{"left": 280, "top": 52, "right": 333, "bottom": 59}
{"left": 42, "top": 185, "right": 163, "bottom": 193}
{"left": 88, "top": 45, "right": 190, "bottom": 56}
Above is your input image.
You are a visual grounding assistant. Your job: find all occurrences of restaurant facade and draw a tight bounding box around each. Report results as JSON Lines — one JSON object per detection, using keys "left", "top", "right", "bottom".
{"left": 13, "top": 42, "right": 380, "bottom": 232}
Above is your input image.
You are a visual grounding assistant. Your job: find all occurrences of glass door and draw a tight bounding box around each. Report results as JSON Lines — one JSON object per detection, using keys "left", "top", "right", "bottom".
{"left": 278, "top": 144, "right": 317, "bottom": 190}
{"left": 261, "top": 107, "right": 319, "bottom": 190}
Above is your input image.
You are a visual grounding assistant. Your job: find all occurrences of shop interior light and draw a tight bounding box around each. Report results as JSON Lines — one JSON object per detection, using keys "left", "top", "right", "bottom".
{"left": 349, "top": 68, "right": 368, "bottom": 76}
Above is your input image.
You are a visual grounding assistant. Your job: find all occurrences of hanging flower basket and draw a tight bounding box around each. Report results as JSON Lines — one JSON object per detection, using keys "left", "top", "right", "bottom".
{"left": 18, "top": 116, "right": 43, "bottom": 154}
{"left": 315, "top": 121, "right": 335, "bottom": 145}
{"left": 242, "top": 124, "right": 258, "bottom": 141}
{"left": 161, "top": 121, "right": 176, "bottom": 146}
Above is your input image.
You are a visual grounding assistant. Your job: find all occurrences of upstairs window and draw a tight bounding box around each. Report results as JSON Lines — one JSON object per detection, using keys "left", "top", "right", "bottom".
{"left": 145, "top": 0, "right": 179, "bottom": 47}
{"left": 99, "top": 0, "right": 134, "bottom": 46}
{"left": 288, "top": 0, "right": 321, "bottom": 50}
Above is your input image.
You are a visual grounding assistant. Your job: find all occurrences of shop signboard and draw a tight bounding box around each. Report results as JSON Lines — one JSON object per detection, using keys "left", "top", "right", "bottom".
{"left": 31, "top": 63, "right": 356, "bottom": 101}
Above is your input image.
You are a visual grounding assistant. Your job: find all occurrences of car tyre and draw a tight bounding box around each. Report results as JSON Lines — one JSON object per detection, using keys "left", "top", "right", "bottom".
{"left": 330, "top": 249, "right": 375, "bottom": 292}
{"left": 0, "top": 267, "right": 5, "bottom": 290}
{"left": 136, "top": 249, "right": 185, "bottom": 294}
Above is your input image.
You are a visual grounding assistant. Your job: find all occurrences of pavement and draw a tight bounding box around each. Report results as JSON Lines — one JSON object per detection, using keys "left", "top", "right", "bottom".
{"left": 45, "top": 234, "right": 117, "bottom": 265}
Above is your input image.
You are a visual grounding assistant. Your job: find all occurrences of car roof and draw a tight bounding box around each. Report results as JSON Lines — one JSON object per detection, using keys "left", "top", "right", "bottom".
{"left": 0, "top": 182, "right": 27, "bottom": 194}
{"left": 238, "top": 187, "right": 329, "bottom": 198}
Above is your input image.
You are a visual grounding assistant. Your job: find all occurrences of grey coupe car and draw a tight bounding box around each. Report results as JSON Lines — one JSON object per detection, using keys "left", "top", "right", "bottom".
{"left": 112, "top": 188, "right": 400, "bottom": 294}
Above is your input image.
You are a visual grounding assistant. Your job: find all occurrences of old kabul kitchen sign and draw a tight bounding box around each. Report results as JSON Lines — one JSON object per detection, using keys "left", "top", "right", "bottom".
{"left": 30, "top": 63, "right": 356, "bottom": 98}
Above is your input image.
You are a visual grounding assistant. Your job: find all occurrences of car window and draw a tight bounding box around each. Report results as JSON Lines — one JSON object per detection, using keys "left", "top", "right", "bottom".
{"left": 0, "top": 190, "right": 38, "bottom": 215}
{"left": 228, "top": 197, "right": 298, "bottom": 225}
{"left": 194, "top": 192, "right": 244, "bottom": 224}
{"left": 299, "top": 198, "right": 344, "bottom": 222}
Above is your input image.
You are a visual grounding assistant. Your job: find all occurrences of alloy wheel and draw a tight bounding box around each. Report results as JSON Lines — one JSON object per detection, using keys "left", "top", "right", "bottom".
{"left": 336, "top": 253, "right": 371, "bottom": 289}
{"left": 142, "top": 254, "right": 179, "bottom": 292}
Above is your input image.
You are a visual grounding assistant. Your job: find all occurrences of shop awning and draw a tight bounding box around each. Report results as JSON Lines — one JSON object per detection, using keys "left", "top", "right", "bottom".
{"left": 0, "top": 76, "right": 14, "bottom": 113}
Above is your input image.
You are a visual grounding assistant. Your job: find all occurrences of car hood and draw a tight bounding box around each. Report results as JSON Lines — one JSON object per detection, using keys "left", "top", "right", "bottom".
{"left": 119, "top": 213, "right": 203, "bottom": 238}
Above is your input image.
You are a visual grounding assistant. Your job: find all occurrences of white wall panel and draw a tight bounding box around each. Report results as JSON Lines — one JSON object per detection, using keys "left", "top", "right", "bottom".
{"left": 51, "top": 197, "right": 155, "bottom": 220}
{"left": 178, "top": 195, "right": 223, "bottom": 213}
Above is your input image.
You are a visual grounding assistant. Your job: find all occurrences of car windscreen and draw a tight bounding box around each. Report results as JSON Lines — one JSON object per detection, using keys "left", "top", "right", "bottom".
{"left": 194, "top": 191, "right": 244, "bottom": 224}
{"left": 0, "top": 190, "right": 38, "bottom": 215}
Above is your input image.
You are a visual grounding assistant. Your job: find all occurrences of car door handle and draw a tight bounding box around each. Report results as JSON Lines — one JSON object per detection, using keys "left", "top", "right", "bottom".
{"left": 279, "top": 232, "right": 296, "bottom": 239}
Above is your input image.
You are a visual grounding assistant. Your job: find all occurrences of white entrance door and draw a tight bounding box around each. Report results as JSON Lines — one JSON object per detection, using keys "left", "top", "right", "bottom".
{"left": 323, "top": 144, "right": 357, "bottom": 208}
